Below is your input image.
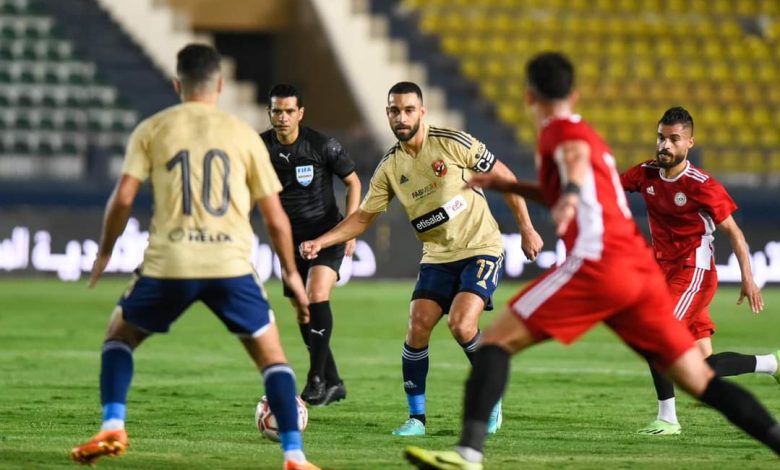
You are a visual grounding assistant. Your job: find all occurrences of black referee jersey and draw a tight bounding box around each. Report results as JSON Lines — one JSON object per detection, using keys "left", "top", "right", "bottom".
{"left": 260, "top": 126, "right": 357, "bottom": 241}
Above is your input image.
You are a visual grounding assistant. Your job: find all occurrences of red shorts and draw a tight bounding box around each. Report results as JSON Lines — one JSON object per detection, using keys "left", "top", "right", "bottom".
{"left": 659, "top": 262, "right": 717, "bottom": 340}
{"left": 509, "top": 255, "right": 695, "bottom": 370}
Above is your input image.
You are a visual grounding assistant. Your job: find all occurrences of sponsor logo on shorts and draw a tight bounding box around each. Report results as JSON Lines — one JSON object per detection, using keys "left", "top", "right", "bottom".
{"left": 168, "top": 228, "right": 233, "bottom": 243}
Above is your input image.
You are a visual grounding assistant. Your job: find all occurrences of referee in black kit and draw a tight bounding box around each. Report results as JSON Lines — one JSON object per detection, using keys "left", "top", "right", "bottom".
{"left": 261, "top": 84, "right": 361, "bottom": 406}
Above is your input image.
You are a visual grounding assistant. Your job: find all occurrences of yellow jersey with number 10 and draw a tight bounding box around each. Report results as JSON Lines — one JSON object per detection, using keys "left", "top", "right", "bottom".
{"left": 121, "top": 102, "right": 282, "bottom": 278}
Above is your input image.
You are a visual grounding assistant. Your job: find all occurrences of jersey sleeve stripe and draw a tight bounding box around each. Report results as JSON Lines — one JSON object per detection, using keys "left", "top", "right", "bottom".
{"left": 429, "top": 128, "right": 472, "bottom": 149}
{"left": 685, "top": 167, "right": 709, "bottom": 182}
{"left": 370, "top": 145, "right": 397, "bottom": 178}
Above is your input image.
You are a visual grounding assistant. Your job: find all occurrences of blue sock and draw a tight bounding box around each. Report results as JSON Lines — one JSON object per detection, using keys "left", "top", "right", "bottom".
{"left": 100, "top": 340, "right": 134, "bottom": 421}
{"left": 402, "top": 343, "right": 428, "bottom": 417}
{"left": 460, "top": 330, "right": 481, "bottom": 365}
{"left": 263, "top": 363, "right": 302, "bottom": 452}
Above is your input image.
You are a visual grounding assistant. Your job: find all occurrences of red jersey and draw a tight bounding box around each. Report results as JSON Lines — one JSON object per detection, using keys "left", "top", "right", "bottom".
{"left": 620, "top": 160, "right": 737, "bottom": 269}
{"left": 537, "top": 115, "right": 650, "bottom": 260}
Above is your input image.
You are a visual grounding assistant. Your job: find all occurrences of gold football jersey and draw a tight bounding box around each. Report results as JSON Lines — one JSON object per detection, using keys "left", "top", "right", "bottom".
{"left": 361, "top": 125, "right": 503, "bottom": 263}
{"left": 122, "top": 102, "right": 282, "bottom": 278}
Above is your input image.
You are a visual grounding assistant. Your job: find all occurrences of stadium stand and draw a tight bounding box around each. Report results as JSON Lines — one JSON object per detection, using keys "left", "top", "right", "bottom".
{"left": 0, "top": 0, "right": 155, "bottom": 181}
{"left": 396, "top": 0, "right": 780, "bottom": 183}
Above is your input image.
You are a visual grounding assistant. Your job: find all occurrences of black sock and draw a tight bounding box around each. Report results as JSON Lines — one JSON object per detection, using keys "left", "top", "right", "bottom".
{"left": 411, "top": 413, "right": 426, "bottom": 425}
{"left": 459, "top": 330, "right": 481, "bottom": 365}
{"left": 309, "top": 301, "right": 334, "bottom": 380}
{"left": 649, "top": 361, "right": 676, "bottom": 400}
{"left": 707, "top": 352, "right": 758, "bottom": 377}
{"left": 699, "top": 376, "right": 780, "bottom": 455}
{"left": 459, "top": 345, "right": 510, "bottom": 452}
{"left": 300, "top": 319, "right": 341, "bottom": 384}
{"left": 298, "top": 322, "right": 311, "bottom": 349}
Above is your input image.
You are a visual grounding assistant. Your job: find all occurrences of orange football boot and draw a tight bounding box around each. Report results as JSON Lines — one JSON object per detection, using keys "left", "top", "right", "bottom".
{"left": 283, "top": 459, "right": 321, "bottom": 470}
{"left": 70, "top": 429, "right": 128, "bottom": 465}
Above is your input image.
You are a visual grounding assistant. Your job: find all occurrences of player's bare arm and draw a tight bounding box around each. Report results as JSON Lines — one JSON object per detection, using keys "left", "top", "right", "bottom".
{"left": 300, "top": 209, "right": 379, "bottom": 260}
{"left": 466, "top": 171, "right": 544, "bottom": 203}
{"left": 551, "top": 140, "right": 590, "bottom": 236}
{"left": 341, "top": 171, "right": 362, "bottom": 257}
{"left": 717, "top": 215, "right": 764, "bottom": 313}
{"left": 89, "top": 174, "right": 142, "bottom": 288}
{"left": 489, "top": 160, "right": 543, "bottom": 260}
{"left": 258, "top": 193, "right": 308, "bottom": 310}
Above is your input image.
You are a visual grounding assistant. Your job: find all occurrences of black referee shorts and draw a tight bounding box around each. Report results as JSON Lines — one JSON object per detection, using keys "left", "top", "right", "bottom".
{"left": 282, "top": 242, "right": 346, "bottom": 298}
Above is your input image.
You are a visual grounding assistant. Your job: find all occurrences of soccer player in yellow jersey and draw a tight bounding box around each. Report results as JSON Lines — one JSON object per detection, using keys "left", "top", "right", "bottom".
{"left": 300, "top": 82, "right": 543, "bottom": 436}
{"left": 70, "top": 44, "right": 320, "bottom": 470}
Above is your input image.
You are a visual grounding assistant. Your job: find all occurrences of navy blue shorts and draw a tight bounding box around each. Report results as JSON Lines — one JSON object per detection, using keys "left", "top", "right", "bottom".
{"left": 119, "top": 271, "right": 273, "bottom": 336}
{"left": 412, "top": 254, "right": 504, "bottom": 314}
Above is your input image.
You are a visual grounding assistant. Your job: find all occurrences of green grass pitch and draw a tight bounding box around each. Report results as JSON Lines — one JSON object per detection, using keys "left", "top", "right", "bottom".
{"left": 1, "top": 278, "right": 779, "bottom": 469}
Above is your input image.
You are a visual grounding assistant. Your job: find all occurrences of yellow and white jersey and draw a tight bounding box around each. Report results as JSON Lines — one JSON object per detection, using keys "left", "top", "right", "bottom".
{"left": 360, "top": 124, "right": 503, "bottom": 263}
{"left": 122, "top": 102, "right": 282, "bottom": 278}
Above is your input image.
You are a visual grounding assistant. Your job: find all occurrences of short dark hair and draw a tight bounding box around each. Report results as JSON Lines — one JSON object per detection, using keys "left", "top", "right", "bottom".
{"left": 658, "top": 106, "right": 694, "bottom": 135}
{"left": 526, "top": 52, "right": 575, "bottom": 101}
{"left": 176, "top": 44, "right": 221, "bottom": 90}
{"left": 268, "top": 83, "right": 303, "bottom": 107}
{"left": 388, "top": 81, "right": 423, "bottom": 103}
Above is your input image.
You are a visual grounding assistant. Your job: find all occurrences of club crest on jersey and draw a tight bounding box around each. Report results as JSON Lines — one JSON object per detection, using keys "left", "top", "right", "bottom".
{"left": 432, "top": 159, "right": 447, "bottom": 177}
{"left": 674, "top": 191, "right": 687, "bottom": 206}
{"left": 646, "top": 185, "right": 655, "bottom": 195}
{"left": 296, "top": 165, "right": 314, "bottom": 187}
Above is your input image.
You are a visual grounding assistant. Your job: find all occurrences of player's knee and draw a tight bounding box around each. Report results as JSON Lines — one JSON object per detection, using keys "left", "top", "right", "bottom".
{"left": 448, "top": 320, "right": 477, "bottom": 343}
{"left": 307, "top": 291, "right": 331, "bottom": 303}
{"left": 407, "top": 321, "right": 434, "bottom": 345}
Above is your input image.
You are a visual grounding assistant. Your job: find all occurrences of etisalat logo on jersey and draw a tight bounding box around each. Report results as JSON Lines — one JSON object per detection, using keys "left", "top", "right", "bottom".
{"left": 411, "top": 195, "right": 468, "bottom": 233}
{"left": 168, "top": 228, "right": 233, "bottom": 243}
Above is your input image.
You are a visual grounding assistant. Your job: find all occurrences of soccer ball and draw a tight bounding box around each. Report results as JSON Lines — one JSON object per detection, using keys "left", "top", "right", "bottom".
{"left": 255, "top": 395, "right": 308, "bottom": 442}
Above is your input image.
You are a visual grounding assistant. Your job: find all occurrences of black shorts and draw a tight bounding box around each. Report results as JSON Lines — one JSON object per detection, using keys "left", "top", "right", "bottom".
{"left": 282, "top": 242, "right": 346, "bottom": 297}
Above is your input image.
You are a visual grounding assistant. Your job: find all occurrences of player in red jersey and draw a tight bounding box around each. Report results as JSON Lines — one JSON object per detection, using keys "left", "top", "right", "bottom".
{"left": 404, "top": 52, "right": 780, "bottom": 470}
{"left": 621, "top": 106, "right": 776, "bottom": 436}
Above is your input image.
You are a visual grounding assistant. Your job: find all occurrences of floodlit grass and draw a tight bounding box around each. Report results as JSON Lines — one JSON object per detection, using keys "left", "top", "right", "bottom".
{"left": 1, "top": 278, "right": 779, "bottom": 469}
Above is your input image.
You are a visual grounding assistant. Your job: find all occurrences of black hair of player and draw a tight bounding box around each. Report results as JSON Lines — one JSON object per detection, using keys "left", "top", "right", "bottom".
{"left": 526, "top": 52, "right": 575, "bottom": 101}
{"left": 658, "top": 106, "right": 694, "bottom": 135}
{"left": 176, "top": 44, "right": 221, "bottom": 89}
{"left": 388, "top": 82, "right": 423, "bottom": 103}
{"left": 269, "top": 84, "right": 304, "bottom": 108}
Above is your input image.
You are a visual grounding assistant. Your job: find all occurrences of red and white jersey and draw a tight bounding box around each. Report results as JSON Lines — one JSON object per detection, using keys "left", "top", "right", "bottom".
{"left": 620, "top": 160, "right": 737, "bottom": 269}
{"left": 537, "top": 115, "right": 650, "bottom": 260}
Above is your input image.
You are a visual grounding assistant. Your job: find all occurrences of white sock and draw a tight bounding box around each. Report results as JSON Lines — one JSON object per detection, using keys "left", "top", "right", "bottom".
{"left": 755, "top": 354, "right": 778, "bottom": 374}
{"left": 100, "top": 419, "right": 125, "bottom": 431}
{"left": 455, "top": 446, "right": 483, "bottom": 463}
{"left": 657, "top": 398, "right": 678, "bottom": 424}
{"left": 284, "top": 450, "right": 306, "bottom": 464}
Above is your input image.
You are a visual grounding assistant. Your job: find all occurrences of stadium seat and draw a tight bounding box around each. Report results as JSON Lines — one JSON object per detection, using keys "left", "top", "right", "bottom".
{"left": 402, "top": 0, "right": 780, "bottom": 176}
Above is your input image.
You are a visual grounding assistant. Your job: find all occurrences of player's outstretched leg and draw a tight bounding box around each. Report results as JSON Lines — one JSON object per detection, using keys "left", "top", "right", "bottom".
{"left": 671, "top": 349, "right": 780, "bottom": 456}
{"left": 638, "top": 362, "right": 680, "bottom": 435}
{"left": 71, "top": 339, "right": 136, "bottom": 465}
{"left": 707, "top": 350, "right": 780, "bottom": 383}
